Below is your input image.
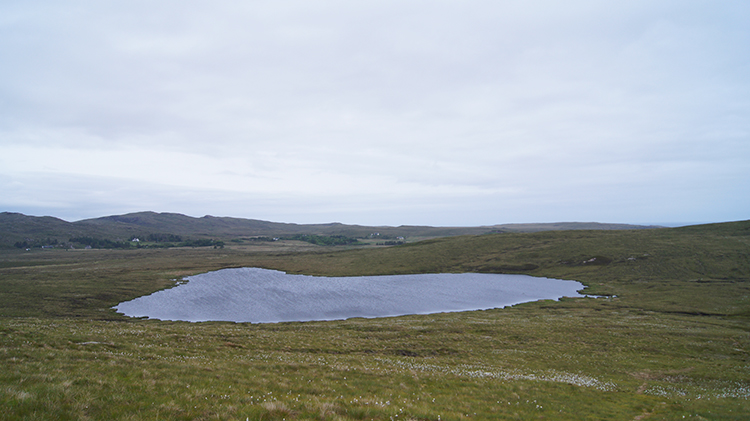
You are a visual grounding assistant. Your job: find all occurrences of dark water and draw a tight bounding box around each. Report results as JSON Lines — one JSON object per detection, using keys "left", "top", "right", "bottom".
{"left": 114, "top": 267, "right": 585, "bottom": 323}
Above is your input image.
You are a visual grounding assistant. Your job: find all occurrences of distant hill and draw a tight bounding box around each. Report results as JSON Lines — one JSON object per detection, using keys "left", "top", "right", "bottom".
{"left": 0, "top": 212, "right": 96, "bottom": 247}
{"left": 0, "top": 211, "right": 662, "bottom": 249}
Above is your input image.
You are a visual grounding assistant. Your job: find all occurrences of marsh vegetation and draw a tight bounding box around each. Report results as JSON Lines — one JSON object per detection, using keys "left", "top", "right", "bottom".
{"left": 1, "top": 221, "right": 749, "bottom": 419}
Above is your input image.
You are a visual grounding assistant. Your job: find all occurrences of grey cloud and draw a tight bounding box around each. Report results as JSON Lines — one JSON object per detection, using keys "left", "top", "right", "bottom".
{"left": 1, "top": 1, "right": 748, "bottom": 225}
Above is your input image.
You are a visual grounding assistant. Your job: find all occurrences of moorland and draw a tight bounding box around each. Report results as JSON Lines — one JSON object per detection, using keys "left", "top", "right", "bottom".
{"left": 0, "top": 212, "right": 748, "bottom": 420}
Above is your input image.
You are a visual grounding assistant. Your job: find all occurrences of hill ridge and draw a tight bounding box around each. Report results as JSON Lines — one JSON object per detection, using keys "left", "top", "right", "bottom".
{"left": 1, "top": 210, "right": 665, "bottom": 249}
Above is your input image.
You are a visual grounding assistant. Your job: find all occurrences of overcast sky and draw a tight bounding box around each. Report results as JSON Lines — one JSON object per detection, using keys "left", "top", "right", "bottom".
{"left": 1, "top": 1, "right": 748, "bottom": 226}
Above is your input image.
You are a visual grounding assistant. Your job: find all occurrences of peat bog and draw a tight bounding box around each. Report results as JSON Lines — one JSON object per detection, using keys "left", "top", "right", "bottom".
{"left": 1, "top": 221, "right": 749, "bottom": 420}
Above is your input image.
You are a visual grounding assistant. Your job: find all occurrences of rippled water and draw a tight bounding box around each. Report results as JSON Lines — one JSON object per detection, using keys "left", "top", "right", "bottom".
{"left": 114, "top": 267, "right": 585, "bottom": 323}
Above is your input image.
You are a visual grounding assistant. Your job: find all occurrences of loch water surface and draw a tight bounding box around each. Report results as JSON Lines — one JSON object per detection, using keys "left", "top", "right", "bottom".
{"left": 115, "top": 267, "right": 585, "bottom": 323}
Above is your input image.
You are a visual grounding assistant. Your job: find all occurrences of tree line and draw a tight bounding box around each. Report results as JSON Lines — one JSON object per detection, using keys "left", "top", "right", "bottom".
{"left": 282, "top": 234, "right": 361, "bottom": 246}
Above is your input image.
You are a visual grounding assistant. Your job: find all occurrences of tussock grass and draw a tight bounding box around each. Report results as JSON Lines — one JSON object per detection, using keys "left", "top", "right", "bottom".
{"left": 1, "top": 222, "right": 749, "bottom": 419}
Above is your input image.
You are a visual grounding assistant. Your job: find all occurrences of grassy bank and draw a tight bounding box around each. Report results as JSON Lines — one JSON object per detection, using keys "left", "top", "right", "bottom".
{"left": 1, "top": 222, "right": 749, "bottom": 419}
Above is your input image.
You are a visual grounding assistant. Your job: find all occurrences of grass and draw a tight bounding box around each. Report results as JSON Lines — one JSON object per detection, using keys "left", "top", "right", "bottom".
{"left": 1, "top": 222, "right": 749, "bottom": 419}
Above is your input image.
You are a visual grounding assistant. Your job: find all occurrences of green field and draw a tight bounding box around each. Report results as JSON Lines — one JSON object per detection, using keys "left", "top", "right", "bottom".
{"left": 1, "top": 221, "right": 749, "bottom": 420}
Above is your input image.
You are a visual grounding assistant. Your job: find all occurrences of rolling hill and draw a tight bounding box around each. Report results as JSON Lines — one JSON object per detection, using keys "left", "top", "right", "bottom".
{"left": 0, "top": 211, "right": 660, "bottom": 248}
